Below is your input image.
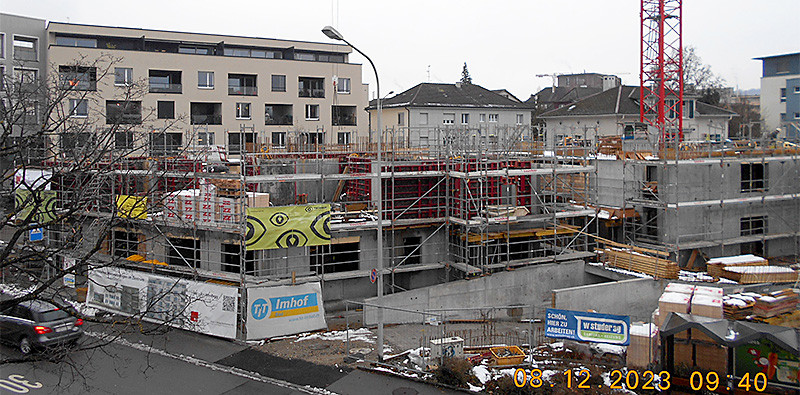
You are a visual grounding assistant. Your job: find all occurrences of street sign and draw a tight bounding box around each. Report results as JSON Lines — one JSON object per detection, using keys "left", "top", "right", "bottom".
{"left": 29, "top": 228, "right": 43, "bottom": 242}
{"left": 370, "top": 268, "right": 378, "bottom": 284}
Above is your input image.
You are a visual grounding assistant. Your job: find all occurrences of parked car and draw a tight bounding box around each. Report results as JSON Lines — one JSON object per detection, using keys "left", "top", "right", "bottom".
{"left": 0, "top": 299, "right": 83, "bottom": 354}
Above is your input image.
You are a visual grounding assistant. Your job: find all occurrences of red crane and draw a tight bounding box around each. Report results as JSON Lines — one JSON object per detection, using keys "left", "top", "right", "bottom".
{"left": 640, "top": 0, "right": 683, "bottom": 146}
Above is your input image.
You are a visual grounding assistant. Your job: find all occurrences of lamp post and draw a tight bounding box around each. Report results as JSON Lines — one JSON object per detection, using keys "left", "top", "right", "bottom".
{"left": 322, "top": 26, "right": 386, "bottom": 361}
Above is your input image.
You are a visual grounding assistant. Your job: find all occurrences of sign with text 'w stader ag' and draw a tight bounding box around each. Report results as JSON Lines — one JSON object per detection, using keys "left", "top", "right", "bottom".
{"left": 545, "top": 308, "right": 630, "bottom": 345}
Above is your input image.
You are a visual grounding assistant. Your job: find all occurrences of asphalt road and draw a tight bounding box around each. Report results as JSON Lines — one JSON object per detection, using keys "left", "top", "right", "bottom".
{"left": 0, "top": 324, "right": 325, "bottom": 395}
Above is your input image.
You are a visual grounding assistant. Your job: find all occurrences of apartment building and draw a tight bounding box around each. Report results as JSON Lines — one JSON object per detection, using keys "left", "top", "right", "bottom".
{"left": 755, "top": 52, "right": 800, "bottom": 141}
{"left": 46, "top": 22, "right": 369, "bottom": 155}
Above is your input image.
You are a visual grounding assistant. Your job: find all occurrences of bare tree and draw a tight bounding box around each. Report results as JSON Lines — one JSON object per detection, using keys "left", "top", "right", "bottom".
{"left": 683, "top": 46, "right": 726, "bottom": 104}
{"left": 1, "top": 53, "right": 202, "bottom": 368}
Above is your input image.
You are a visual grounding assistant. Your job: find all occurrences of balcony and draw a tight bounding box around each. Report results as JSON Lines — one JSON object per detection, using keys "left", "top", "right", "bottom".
{"left": 265, "top": 104, "right": 293, "bottom": 126}
{"left": 228, "top": 86, "right": 258, "bottom": 96}
{"left": 332, "top": 105, "right": 357, "bottom": 126}
{"left": 149, "top": 70, "right": 182, "bottom": 94}
{"left": 298, "top": 77, "right": 325, "bottom": 98}
{"left": 190, "top": 102, "right": 223, "bottom": 125}
{"left": 228, "top": 74, "right": 257, "bottom": 96}
{"left": 59, "top": 66, "right": 97, "bottom": 91}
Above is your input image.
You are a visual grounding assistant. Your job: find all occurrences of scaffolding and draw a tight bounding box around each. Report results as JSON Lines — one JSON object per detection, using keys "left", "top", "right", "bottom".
{"left": 41, "top": 123, "right": 598, "bottom": 299}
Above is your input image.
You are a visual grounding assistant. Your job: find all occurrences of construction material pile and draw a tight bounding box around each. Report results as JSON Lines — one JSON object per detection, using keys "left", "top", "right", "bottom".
{"left": 600, "top": 247, "right": 679, "bottom": 279}
{"left": 753, "top": 289, "right": 799, "bottom": 318}
{"left": 720, "top": 265, "right": 799, "bottom": 284}
{"left": 722, "top": 293, "right": 758, "bottom": 320}
{"left": 626, "top": 322, "right": 658, "bottom": 369}
{"left": 706, "top": 254, "right": 767, "bottom": 278}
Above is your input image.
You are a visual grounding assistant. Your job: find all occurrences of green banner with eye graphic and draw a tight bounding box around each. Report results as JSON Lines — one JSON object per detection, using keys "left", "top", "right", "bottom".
{"left": 246, "top": 204, "right": 331, "bottom": 250}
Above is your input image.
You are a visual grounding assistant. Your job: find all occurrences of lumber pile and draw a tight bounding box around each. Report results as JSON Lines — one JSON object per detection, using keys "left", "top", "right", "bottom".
{"left": 600, "top": 248, "right": 679, "bottom": 279}
{"left": 754, "top": 289, "right": 799, "bottom": 318}
{"left": 706, "top": 254, "right": 767, "bottom": 278}
{"left": 658, "top": 291, "right": 690, "bottom": 327}
{"left": 720, "top": 266, "right": 799, "bottom": 284}
{"left": 722, "top": 293, "right": 758, "bottom": 320}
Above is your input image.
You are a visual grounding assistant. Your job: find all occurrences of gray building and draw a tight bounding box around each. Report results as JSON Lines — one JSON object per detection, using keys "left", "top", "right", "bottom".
{"left": 755, "top": 52, "right": 800, "bottom": 141}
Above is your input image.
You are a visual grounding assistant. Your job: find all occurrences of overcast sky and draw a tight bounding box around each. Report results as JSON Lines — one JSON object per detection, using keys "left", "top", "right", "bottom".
{"left": 4, "top": 0, "right": 798, "bottom": 99}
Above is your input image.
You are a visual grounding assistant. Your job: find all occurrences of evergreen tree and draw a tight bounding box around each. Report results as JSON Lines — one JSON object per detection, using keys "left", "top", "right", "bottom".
{"left": 460, "top": 62, "right": 472, "bottom": 84}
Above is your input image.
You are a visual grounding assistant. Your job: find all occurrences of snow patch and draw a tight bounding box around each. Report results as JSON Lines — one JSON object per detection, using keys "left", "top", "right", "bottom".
{"left": 294, "top": 328, "right": 375, "bottom": 343}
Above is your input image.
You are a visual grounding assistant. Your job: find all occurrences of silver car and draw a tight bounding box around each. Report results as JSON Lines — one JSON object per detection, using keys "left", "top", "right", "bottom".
{"left": 0, "top": 299, "right": 83, "bottom": 354}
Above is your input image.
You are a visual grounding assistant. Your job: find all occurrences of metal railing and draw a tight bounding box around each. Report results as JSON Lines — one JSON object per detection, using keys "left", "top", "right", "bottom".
{"left": 149, "top": 83, "right": 182, "bottom": 94}
{"left": 228, "top": 86, "right": 258, "bottom": 96}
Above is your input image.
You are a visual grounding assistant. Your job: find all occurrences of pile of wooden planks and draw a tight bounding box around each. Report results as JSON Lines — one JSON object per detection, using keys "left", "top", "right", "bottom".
{"left": 706, "top": 254, "right": 767, "bottom": 278}
{"left": 754, "top": 289, "right": 799, "bottom": 318}
{"left": 720, "top": 266, "right": 799, "bottom": 284}
{"left": 722, "top": 293, "right": 758, "bottom": 320}
{"left": 600, "top": 248, "right": 679, "bottom": 279}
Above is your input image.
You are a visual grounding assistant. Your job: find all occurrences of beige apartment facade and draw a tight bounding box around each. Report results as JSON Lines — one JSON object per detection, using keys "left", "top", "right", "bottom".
{"left": 46, "top": 22, "right": 369, "bottom": 156}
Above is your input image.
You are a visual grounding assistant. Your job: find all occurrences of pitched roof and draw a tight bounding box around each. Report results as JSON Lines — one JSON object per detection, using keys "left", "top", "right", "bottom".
{"left": 526, "top": 86, "right": 603, "bottom": 105}
{"left": 539, "top": 85, "right": 736, "bottom": 117}
{"left": 368, "top": 83, "right": 531, "bottom": 110}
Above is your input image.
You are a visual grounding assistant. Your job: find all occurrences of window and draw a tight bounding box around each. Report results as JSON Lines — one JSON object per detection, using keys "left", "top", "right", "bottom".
{"left": 294, "top": 52, "right": 315, "bottom": 61}
{"left": 795, "top": 86, "right": 800, "bottom": 94}
{"left": 13, "top": 36, "right": 37, "bottom": 61}
{"left": 265, "top": 104, "right": 293, "bottom": 125}
{"left": 115, "top": 68, "right": 133, "bottom": 86}
{"left": 488, "top": 113, "right": 498, "bottom": 122}
{"left": 419, "top": 112, "right": 428, "bottom": 125}
{"left": 223, "top": 46, "right": 282, "bottom": 59}
{"left": 683, "top": 100, "right": 695, "bottom": 119}
{"left": 115, "top": 131, "right": 134, "bottom": 150}
{"left": 780, "top": 88, "right": 786, "bottom": 102}
{"left": 113, "top": 230, "right": 140, "bottom": 258}
{"left": 461, "top": 113, "right": 469, "bottom": 124}
{"left": 336, "top": 77, "right": 350, "bottom": 94}
{"left": 443, "top": 113, "right": 455, "bottom": 125}
{"left": 55, "top": 36, "right": 96, "bottom": 48}
{"left": 480, "top": 114, "right": 486, "bottom": 123}
{"left": 298, "top": 77, "right": 324, "bottom": 98}
{"left": 332, "top": 106, "right": 357, "bottom": 126}
{"left": 338, "top": 132, "right": 351, "bottom": 145}
{"left": 190, "top": 102, "right": 222, "bottom": 125}
{"left": 305, "top": 104, "right": 320, "bottom": 120}
{"left": 167, "top": 238, "right": 200, "bottom": 268}
{"left": 271, "top": 75, "right": 286, "bottom": 92}
{"left": 150, "top": 132, "right": 183, "bottom": 155}
{"left": 271, "top": 132, "right": 286, "bottom": 148}
{"left": 227, "top": 132, "right": 256, "bottom": 155}
{"left": 196, "top": 132, "right": 214, "bottom": 146}
{"left": 14, "top": 68, "right": 37, "bottom": 84}
{"left": 157, "top": 101, "right": 175, "bottom": 119}
{"left": 59, "top": 65, "right": 97, "bottom": 91}
{"left": 740, "top": 216, "right": 767, "bottom": 236}
{"left": 236, "top": 103, "right": 251, "bottom": 119}
{"left": 398, "top": 112, "right": 406, "bottom": 126}
{"left": 178, "top": 45, "right": 213, "bottom": 55}
{"left": 0, "top": 66, "right": 4, "bottom": 90}
{"left": 69, "top": 99, "right": 88, "bottom": 117}
{"left": 198, "top": 71, "right": 214, "bottom": 89}
{"left": 781, "top": 113, "right": 787, "bottom": 121}
{"left": 795, "top": 112, "right": 800, "bottom": 120}
{"left": 516, "top": 114, "right": 524, "bottom": 125}
{"left": 61, "top": 132, "right": 91, "bottom": 153}
{"left": 741, "top": 163, "right": 767, "bottom": 192}
{"left": 106, "top": 100, "right": 142, "bottom": 124}
{"left": 0, "top": 33, "right": 4, "bottom": 58}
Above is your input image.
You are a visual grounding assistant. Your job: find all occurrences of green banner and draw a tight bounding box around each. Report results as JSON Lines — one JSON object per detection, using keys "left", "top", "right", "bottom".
{"left": 15, "top": 189, "right": 58, "bottom": 224}
{"left": 246, "top": 204, "right": 331, "bottom": 250}
{"left": 734, "top": 338, "right": 799, "bottom": 387}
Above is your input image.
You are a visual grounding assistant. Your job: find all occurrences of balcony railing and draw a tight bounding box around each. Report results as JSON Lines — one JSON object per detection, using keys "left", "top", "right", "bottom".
{"left": 332, "top": 115, "right": 356, "bottom": 126}
{"left": 107, "top": 114, "right": 143, "bottom": 125}
{"left": 228, "top": 86, "right": 258, "bottom": 96}
{"left": 149, "top": 83, "right": 182, "bottom": 94}
{"left": 191, "top": 114, "right": 222, "bottom": 125}
{"left": 298, "top": 88, "right": 325, "bottom": 98}
{"left": 265, "top": 115, "right": 293, "bottom": 126}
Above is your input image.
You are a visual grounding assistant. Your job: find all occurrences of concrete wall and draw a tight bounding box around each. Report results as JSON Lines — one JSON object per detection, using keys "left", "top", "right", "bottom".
{"left": 363, "top": 260, "right": 588, "bottom": 325}
{"left": 553, "top": 278, "right": 666, "bottom": 322}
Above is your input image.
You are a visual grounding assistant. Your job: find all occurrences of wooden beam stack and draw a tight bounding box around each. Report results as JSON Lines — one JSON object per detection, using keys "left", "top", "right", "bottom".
{"left": 754, "top": 289, "right": 799, "bottom": 318}
{"left": 706, "top": 254, "right": 767, "bottom": 278}
{"left": 600, "top": 248, "right": 679, "bottom": 279}
{"left": 720, "top": 266, "right": 799, "bottom": 284}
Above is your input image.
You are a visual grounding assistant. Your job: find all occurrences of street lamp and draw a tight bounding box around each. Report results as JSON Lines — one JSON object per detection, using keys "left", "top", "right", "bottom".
{"left": 322, "top": 25, "right": 386, "bottom": 361}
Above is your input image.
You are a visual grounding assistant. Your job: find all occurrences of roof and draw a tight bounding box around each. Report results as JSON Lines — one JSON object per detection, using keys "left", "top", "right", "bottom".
{"left": 661, "top": 313, "right": 799, "bottom": 354}
{"left": 526, "top": 86, "right": 603, "bottom": 105}
{"left": 539, "top": 85, "right": 737, "bottom": 118}
{"left": 491, "top": 89, "right": 522, "bottom": 103}
{"left": 753, "top": 52, "right": 800, "bottom": 60}
{"left": 368, "top": 83, "right": 532, "bottom": 110}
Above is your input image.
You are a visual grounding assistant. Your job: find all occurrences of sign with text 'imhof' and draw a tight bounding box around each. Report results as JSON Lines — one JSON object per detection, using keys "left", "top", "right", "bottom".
{"left": 246, "top": 282, "right": 327, "bottom": 340}
{"left": 545, "top": 308, "right": 630, "bottom": 345}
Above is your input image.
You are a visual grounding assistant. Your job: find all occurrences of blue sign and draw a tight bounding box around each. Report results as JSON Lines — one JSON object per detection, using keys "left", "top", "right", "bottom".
{"left": 29, "top": 228, "right": 43, "bottom": 242}
{"left": 545, "top": 308, "right": 630, "bottom": 345}
{"left": 251, "top": 298, "right": 270, "bottom": 320}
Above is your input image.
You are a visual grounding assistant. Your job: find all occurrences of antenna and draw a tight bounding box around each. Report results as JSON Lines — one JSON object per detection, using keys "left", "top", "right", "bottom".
{"left": 427, "top": 65, "right": 431, "bottom": 82}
